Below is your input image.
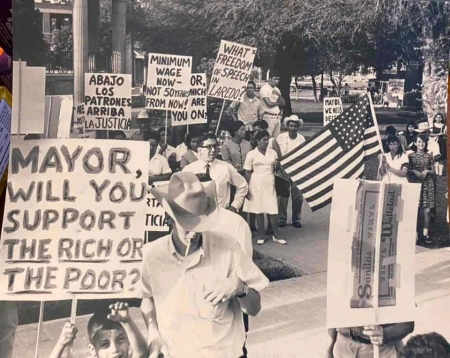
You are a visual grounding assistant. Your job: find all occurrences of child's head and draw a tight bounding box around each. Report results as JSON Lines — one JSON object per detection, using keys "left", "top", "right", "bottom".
{"left": 87, "top": 306, "right": 130, "bottom": 358}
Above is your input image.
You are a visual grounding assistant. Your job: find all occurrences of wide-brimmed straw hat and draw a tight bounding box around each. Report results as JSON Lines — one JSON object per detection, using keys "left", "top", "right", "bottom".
{"left": 283, "top": 114, "right": 304, "bottom": 129}
{"left": 414, "top": 122, "right": 430, "bottom": 133}
{"left": 150, "top": 172, "right": 219, "bottom": 232}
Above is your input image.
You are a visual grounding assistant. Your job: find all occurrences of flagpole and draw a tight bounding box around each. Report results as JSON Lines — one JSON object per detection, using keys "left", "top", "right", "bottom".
{"left": 367, "top": 92, "right": 383, "bottom": 151}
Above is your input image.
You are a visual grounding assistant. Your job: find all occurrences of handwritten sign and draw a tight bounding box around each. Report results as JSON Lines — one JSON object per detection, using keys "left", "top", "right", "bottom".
{"left": 0, "top": 139, "right": 149, "bottom": 300}
{"left": 171, "top": 73, "right": 207, "bottom": 127}
{"left": 327, "top": 180, "right": 420, "bottom": 328}
{"left": 323, "top": 97, "right": 343, "bottom": 126}
{"left": 145, "top": 53, "right": 192, "bottom": 112}
{"left": 72, "top": 103, "right": 96, "bottom": 139}
{"left": 145, "top": 181, "right": 170, "bottom": 234}
{"left": 208, "top": 40, "right": 257, "bottom": 101}
{"left": 84, "top": 73, "right": 132, "bottom": 131}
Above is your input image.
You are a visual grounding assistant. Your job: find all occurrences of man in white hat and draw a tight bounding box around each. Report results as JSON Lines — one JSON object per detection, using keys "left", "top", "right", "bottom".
{"left": 275, "top": 115, "right": 306, "bottom": 228}
{"left": 140, "top": 172, "right": 268, "bottom": 358}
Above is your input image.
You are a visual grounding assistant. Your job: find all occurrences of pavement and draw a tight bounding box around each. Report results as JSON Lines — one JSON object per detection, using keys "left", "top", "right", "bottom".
{"left": 12, "top": 199, "right": 450, "bottom": 357}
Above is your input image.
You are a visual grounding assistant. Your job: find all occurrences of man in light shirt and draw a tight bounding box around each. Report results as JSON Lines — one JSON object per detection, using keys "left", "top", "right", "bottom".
{"left": 141, "top": 172, "right": 268, "bottom": 358}
{"left": 227, "top": 81, "right": 261, "bottom": 134}
{"left": 275, "top": 115, "right": 306, "bottom": 228}
{"left": 183, "top": 133, "right": 248, "bottom": 213}
{"left": 259, "top": 77, "right": 285, "bottom": 138}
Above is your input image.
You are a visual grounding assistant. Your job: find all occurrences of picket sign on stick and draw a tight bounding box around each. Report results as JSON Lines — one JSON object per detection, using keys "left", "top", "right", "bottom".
{"left": 34, "top": 302, "right": 45, "bottom": 358}
{"left": 67, "top": 298, "right": 78, "bottom": 358}
{"left": 186, "top": 124, "right": 189, "bottom": 135}
{"left": 165, "top": 110, "right": 168, "bottom": 144}
{"left": 215, "top": 100, "right": 226, "bottom": 136}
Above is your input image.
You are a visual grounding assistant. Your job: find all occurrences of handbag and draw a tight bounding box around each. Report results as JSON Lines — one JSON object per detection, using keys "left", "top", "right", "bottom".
{"left": 274, "top": 168, "right": 291, "bottom": 198}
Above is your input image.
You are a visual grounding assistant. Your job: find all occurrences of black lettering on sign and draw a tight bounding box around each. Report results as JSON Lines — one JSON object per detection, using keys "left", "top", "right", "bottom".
{"left": 118, "top": 211, "right": 134, "bottom": 229}
{"left": 62, "top": 208, "right": 79, "bottom": 229}
{"left": 83, "top": 148, "right": 104, "bottom": 174}
{"left": 25, "top": 267, "right": 44, "bottom": 290}
{"left": 117, "top": 238, "right": 131, "bottom": 257}
{"left": 44, "top": 267, "right": 58, "bottom": 289}
{"left": 111, "top": 270, "right": 126, "bottom": 290}
{"left": 98, "top": 239, "right": 113, "bottom": 258}
{"left": 99, "top": 211, "right": 116, "bottom": 230}
{"left": 59, "top": 238, "right": 74, "bottom": 260}
{"left": 3, "top": 210, "right": 20, "bottom": 233}
{"left": 109, "top": 148, "right": 131, "bottom": 174}
{"left": 20, "top": 238, "right": 36, "bottom": 259}
{"left": 11, "top": 146, "right": 39, "bottom": 174}
{"left": 42, "top": 209, "right": 59, "bottom": 230}
{"left": 130, "top": 183, "right": 146, "bottom": 202}
{"left": 3, "top": 239, "right": 19, "bottom": 259}
{"left": 46, "top": 181, "right": 60, "bottom": 202}
{"left": 24, "top": 210, "right": 41, "bottom": 231}
{"left": 63, "top": 268, "right": 81, "bottom": 289}
{"left": 109, "top": 182, "right": 127, "bottom": 203}
{"left": 39, "top": 146, "right": 63, "bottom": 173}
{"left": 4, "top": 268, "right": 25, "bottom": 291}
{"left": 90, "top": 179, "right": 111, "bottom": 202}
{"left": 7, "top": 181, "right": 35, "bottom": 202}
{"left": 79, "top": 210, "right": 96, "bottom": 231}
{"left": 80, "top": 269, "right": 96, "bottom": 290}
{"left": 190, "top": 74, "right": 204, "bottom": 87}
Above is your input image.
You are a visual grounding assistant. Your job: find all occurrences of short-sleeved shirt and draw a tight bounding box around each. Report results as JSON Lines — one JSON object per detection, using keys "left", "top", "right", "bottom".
{"left": 130, "top": 130, "right": 144, "bottom": 141}
{"left": 140, "top": 233, "right": 269, "bottom": 358}
{"left": 148, "top": 153, "right": 171, "bottom": 177}
{"left": 276, "top": 132, "right": 306, "bottom": 156}
{"left": 230, "top": 95, "right": 261, "bottom": 127}
{"left": 259, "top": 83, "right": 281, "bottom": 115}
{"left": 157, "top": 144, "right": 181, "bottom": 161}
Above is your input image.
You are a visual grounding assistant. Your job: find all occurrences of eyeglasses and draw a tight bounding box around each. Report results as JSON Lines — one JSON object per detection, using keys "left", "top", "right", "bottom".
{"left": 199, "top": 145, "right": 218, "bottom": 151}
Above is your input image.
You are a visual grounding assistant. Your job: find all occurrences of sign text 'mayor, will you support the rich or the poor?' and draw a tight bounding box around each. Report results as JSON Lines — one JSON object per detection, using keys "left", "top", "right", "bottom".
{"left": 0, "top": 139, "right": 149, "bottom": 300}
{"left": 145, "top": 53, "right": 192, "bottom": 113}
{"left": 208, "top": 40, "right": 257, "bottom": 101}
{"left": 84, "top": 73, "right": 132, "bottom": 131}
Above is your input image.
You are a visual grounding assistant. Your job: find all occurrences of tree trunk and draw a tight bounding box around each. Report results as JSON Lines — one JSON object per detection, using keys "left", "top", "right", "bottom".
{"left": 311, "top": 75, "right": 318, "bottom": 101}
{"left": 275, "top": 44, "right": 294, "bottom": 117}
{"left": 319, "top": 71, "right": 324, "bottom": 101}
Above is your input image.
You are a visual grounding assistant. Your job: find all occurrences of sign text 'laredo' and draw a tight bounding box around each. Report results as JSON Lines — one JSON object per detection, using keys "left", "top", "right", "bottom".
{"left": 0, "top": 139, "right": 148, "bottom": 300}
{"left": 84, "top": 74, "right": 132, "bottom": 131}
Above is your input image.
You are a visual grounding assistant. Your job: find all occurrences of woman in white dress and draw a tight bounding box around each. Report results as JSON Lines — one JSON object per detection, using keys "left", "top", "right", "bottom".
{"left": 244, "top": 130, "right": 287, "bottom": 245}
{"left": 378, "top": 135, "right": 409, "bottom": 184}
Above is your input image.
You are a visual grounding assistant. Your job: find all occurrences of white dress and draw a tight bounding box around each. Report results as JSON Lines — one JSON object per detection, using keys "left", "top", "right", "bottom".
{"left": 381, "top": 153, "right": 409, "bottom": 184}
{"left": 243, "top": 148, "right": 278, "bottom": 214}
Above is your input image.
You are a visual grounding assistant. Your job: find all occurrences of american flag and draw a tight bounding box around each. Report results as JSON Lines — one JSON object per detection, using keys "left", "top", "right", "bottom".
{"left": 280, "top": 95, "right": 382, "bottom": 211}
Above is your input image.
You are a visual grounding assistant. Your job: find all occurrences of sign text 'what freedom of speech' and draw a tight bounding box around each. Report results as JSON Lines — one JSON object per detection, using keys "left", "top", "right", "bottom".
{"left": 0, "top": 139, "right": 149, "bottom": 300}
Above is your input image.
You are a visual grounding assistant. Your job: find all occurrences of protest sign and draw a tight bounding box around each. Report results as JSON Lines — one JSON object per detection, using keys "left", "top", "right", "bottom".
{"left": 171, "top": 73, "right": 207, "bottom": 127}
{"left": 71, "top": 102, "right": 96, "bottom": 139}
{"left": 387, "top": 79, "right": 405, "bottom": 107}
{"left": 145, "top": 53, "right": 192, "bottom": 114}
{"left": 323, "top": 97, "right": 343, "bottom": 126}
{"left": 208, "top": 40, "right": 257, "bottom": 101}
{"left": 12, "top": 61, "right": 46, "bottom": 135}
{"left": 145, "top": 181, "right": 170, "bottom": 234}
{"left": 84, "top": 73, "right": 132, "bottom": 131}
{"left": 327, "top": 179, "right": 420, "bottom": 328}
{"left": 0, "top": 139, "right": 149, "bottom": 300}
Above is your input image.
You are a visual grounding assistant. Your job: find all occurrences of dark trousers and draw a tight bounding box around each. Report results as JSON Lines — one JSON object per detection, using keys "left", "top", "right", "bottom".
{"left": 241, "top": 313, "right": 249, "bottom": 358}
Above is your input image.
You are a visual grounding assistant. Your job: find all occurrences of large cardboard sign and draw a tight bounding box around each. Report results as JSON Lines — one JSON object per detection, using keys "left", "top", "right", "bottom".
{"left": 327, "top": 179, "right": 420, "bottom": 328}
{"left": 171, "top": 73, "right": 207, "bottom": 127}
{"left": 208, "top": 40, "right": 257, "bottom": 101}
{"left": 84, "top": 73, "right": 132, "bottom": 131}
{"left": 145, "top": 53, "right": 192, "bottom": 112}
{"left": 0, "top": 139, "right": 149, "bottom": 300}
{"left": 12, "top": 61, "right": 46, "bottom": 135}
{"left": 145, "top": 181, "right": 170, "bottom": 232}
{"left": 323, "top": 97, "right": 343, "bottom": 126}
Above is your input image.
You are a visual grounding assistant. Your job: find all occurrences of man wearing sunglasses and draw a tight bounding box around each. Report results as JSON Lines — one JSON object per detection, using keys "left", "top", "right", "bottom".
{"left": 183, "top": 133, "right": 248, "bottom": 213}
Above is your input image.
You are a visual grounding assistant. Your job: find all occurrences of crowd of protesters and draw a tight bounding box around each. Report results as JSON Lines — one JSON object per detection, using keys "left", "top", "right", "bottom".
{"left": 379, "top": 113, "right": 447, "bottom": 245}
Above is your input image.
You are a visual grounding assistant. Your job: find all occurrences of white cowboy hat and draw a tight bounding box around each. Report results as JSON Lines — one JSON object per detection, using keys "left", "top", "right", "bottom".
{"left": 283, "top": 115, "right": 304, "bottom": 129}
{"left": 150, "top": 172, "right": 219, "bottom": 232}
{"left": 414, "top": 122, "right": 430, "bottom": 133}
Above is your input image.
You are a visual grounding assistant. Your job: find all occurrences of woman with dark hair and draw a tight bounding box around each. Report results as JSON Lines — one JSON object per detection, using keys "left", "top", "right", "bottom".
{"left": 222, "top": 121, "right": 252, "bottom": 176}
{"left": 430, "top": 113, "right": 447, "bottom": 161}
{"left": 180, "top": 131, "right": 202, "bottom": 169}
{"left": 378, "top": 136, "right": 409, "bottom": 184}
{"left": 399, "top": 121, "right": 418, "bottom": 153}
{"left": 400, "top": 332, "right": 450, "bottom": 358}
{"left": 409, "top": 134, "right": 436, "bottom": 244}
{"left": 109, "top": 130, "right": 127, "bottom": 140}
{"left": 243, "top": 130, "right": 286, "bottom": 245}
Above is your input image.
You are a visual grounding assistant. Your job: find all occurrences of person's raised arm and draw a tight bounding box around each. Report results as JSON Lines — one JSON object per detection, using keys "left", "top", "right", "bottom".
{"left": 49, "top": 322, "right": 77, "bottom": 358}
{"left": 108, "top": 302, "right": 148, "bottom": 358}
{"left": 227, "top": 102, "right": 239, "bottom": 121}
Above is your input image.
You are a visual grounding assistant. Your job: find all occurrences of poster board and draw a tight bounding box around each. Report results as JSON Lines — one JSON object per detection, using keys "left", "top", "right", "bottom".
{"left": 84, "top": 73, "right": 132, "bottom": 131}
{"left": 387, "top": 79, "right": 405, "bottom": 107}
{"left": 327, "top": 179, "right": 420, "bottom": 328}
{"left": 0, "top": 139, "right": 149, "bottom": 300}
{"left": 145, "top": 53, "right": 192, "bottom": 113}
{"left": 145, "top": 181, "right": 170, "bottom": 233}
{"left": 208, "top": 40, "right": 257, "bottom": 101}
{"left": 171, "top": 73, "right": 207, "bottom": 127}
{"left": 323, "top": 97, "right": 343, "bottom": 126}
{"left": 12, "top": 61, "right": 46, "bottom": 135}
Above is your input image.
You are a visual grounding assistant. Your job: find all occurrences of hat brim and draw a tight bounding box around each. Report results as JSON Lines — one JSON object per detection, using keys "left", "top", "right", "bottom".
{"left": 150, "top": 181, "right": 219, "bottom": 233}
{"left": 414, "top": 129, "right": 428, "bottom": 132}
{"left": 283, "top": 119, "right": 303, "bottom": 129}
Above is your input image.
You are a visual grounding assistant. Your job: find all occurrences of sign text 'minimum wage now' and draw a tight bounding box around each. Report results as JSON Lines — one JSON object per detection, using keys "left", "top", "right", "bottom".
{"left": 145, "top": 53, "right": 192, "bottom": 111}
{"left": 0, "top": 139, "right": 149, "bottom": 300}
